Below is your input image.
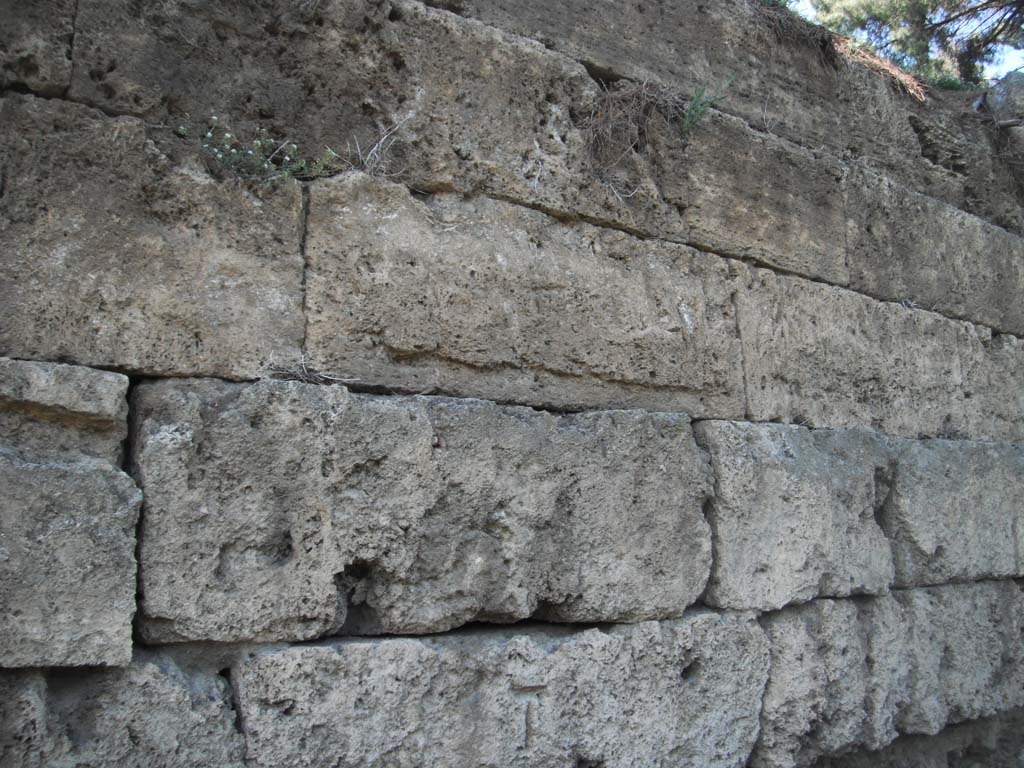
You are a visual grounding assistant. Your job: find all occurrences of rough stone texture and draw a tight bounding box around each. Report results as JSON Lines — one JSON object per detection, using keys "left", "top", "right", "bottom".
{"left": 755, "top": 596, "right": 908, "bottom": 768}
{"left": 0, "top": 357, "right": 129, "bottom": 465}
{"left": 694, "top": 421, "right": 894, "bottom": 611}
{"left": 844, "top": 167, "right": 1024, "bottom": 336}
{"left": 306, "top": 172, "right": 746, "bottom": 414}
{"left": 736, "top": 266, "right": 1024, "bottom": 441}
{"left": 755, "top": 582, "right": 1024, "bottom": 767}
{"left": 816, "top": 708, "right": 1024, "bottom": 768}
{"left": 896, "top": 582, "right": 1024, "bottom": 735}
{"left": 0, "top": 94, "right": 304, "bottom": 378}
{"left": 0, "top": 0, "right": 74, "bottom": 96}
{"left": 991, "top": 72, "right": 1024, "bottom": 124}
{"left": 445, "top": 0, "right": 1024, "bottom": 235}
{"left": 56, "top": 0, "right": 1024, "bottom": 335}
{"left": 0, "top": 654, "right": 246, "bottom": 768}
{"left": 133, "top": 378, "right": 713, "bottom": 642}
{"left": 880, "top": 440, "right": 1024, "bottom": 587}
{"left": 0, "top": 448, "right": 141, "bottom": 668}
{"left": 235, "top": 614, "right": 769, "bottom": 768}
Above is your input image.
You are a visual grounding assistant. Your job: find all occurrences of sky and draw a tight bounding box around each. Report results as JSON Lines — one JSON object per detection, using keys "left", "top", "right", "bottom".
{"left": 789, "top": 1, "right": 1024, "bottom": 79}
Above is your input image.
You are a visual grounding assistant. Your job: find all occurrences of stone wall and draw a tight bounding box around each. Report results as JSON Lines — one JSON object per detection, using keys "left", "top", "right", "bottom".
{"left": 2, "top": 1, "right": 1023, "bottom": 766}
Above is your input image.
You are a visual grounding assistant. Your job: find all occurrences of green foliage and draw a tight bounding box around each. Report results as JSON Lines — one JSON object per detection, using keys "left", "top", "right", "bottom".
{"left": 681, "top": 78, "right": 734, "bottom": 137}
{"left": 810, "top": 0, "right": 1023, "bottom": 83}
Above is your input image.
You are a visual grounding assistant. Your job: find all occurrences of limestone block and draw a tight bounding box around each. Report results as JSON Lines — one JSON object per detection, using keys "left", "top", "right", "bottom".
{"left": 736, "top": 267, "right": 1023, "bottom": 440}
{"left": 896, "top": 582, "right": 1024, "bottom": 735}
{"left": 235, "top": 614, "right": 769, "bottom": 768}
{"left": 0, "top": 654, "right": 246, "bottom": 768}
{"left": 694, "top": 421, "right": 893, "bottom": 611}
{"left": 305, "top": 172, "right": 746, "bottom": 414}
{"left": 845, "top": 168, "right": 1024, "bottom": 336}
{"left": 0, "top": 357, "right": 129, "bottom": 464}
{"left": 0, "top": 94, "right": 304, "bottom": 378}
{"left": 880, "top": 440, "right": 1024, "bottom": 587}
{"left": 755, "top": 583, "right": 1024, "bottom": 767}
{"left": 133, "top": 378, "right": 713, "bottom": 642}
{"left": 754, "top": 596, "right": 909, "bottom": 768}
{"left": 816, "top": 708, "right": 1024, "bottom": 768}
{"left": 0, "top": 448, "right": 141, "bottom": 667}
{"left": 0, "top": 0, "right": 74, "bottom": 95}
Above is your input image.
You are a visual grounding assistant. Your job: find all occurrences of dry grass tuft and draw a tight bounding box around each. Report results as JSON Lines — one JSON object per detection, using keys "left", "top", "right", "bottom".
{"left": 754, "top": 1, "right": 839, "bottom": 69}
{"left": 834, "top": 36, "right": 928, "bottom": 102}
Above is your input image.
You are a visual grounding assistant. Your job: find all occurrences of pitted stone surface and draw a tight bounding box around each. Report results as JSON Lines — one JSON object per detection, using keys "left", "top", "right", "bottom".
{"left": 0, "top": 0, "right": 74, "bottom": 95}
{"left": 133, "top": 378, "right": 713, "bottom": 642}
{"left": 235, "top": 614, "right": 769, "bottom": 768}
{"left": 736, "top": 267, "right": 1024, "bottom": 440}
{"left": 754, "top": 582, "right": 1024, "bottom": 767}
{"left": 0, "top": 95, "right": 304, "bottom": 378}
{"left": 880, "top": 440, "right": 1024, "bottom": 587}
{"left": 694, "top": 421, "right": 894, "bottom": 611}
{"left": 0, "top": 654, "right": 246, "bottom": 767}
{"left": 0, "top": 448, "right": 141, "bottom": 668}
{"left": 0, "top": 357, "right": 129, "bottom": 464}
{"left": 306, "top": 172, "right": 746, "bottom": 414}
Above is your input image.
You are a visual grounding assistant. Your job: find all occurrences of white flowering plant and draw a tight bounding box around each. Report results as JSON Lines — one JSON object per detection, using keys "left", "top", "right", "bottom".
{"left": 176, "top": 116, "right": 344, "bottom": 182}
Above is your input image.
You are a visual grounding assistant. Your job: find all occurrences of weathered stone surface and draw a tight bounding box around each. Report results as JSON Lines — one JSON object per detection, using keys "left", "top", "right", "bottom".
{"left": 445, "top": 0, "right": 1024, "bottom": 236}
{"left": 0, "top": 0, "right": 74, "bottom": 96}
{"left": 133, "top": 378, "right": 713, "bottom": 642}
{"left": 656, "top": 109, "right": 850, "bottom": 286}
{"left": 736, "top": 266, "right": 1024, "bottom": 440}
{"left": 755, "top": 596, "right": 908, "bottom": 768}
{"left": 0, "top": 94, "right": 304, "bottom": 378}
{"left": 844, "top": 167, "right": 1024, "bottom": 335}
{"left": 0, "top": 447, "right": 141, "bottom": 668}
{"left": 755, "top": 582, "right": 1024, "bottom": 767}
{"left": 0, "top": 654, "right": 246, "bottom": 768}
{"left": 880, "top": 440, "right": 1024, "bottom": 587}
{"left": 0, "top": 357, "right": 129, "bottom": 464}
{"left": 896, "top": 582, "right": 1024, "bottom": 735}
{"left": 815, "top": 708, "right": 1024, "bottom": 768}
{"left": 306, "top": 172, "right": 746, "bottom": 414}
{"left": 235, "top": 614, "right": 769, "bottom": 768}
{"left": 694, "top": 421, "right": 893, "bottom": 611}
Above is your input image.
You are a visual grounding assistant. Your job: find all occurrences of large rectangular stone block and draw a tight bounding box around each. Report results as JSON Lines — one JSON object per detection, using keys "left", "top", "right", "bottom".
{"left": 0, "top": 449, "right": 141, "bottom": 667}
{"left": 880, "top": 440, "right": 1024, "bottom": 588}
{"left": 234, "top": 614, "right": 770, "bottom": 768}
{"left": 0, "top": 357, "right": 129, "bottom": 465}
{"left": 754, "top": 582, "right": 1024, "bottom": 767}
{"left": 693, "top": 421, "right": 894, "bottom": 611}
{"left": 695, "top": 420, "right": 1024, "bottom": 607}
{"left": 736, "top": 267, "right": 1023, "bottom": 440}
{"left": 133, "top": 378, "right": 713, "bottom": 643}
{"left": 0, "top": 95, "right": 304, "bottom": 378}
{"left": 305, "top": 172, "right": 746, "bottom": 414}
{"left": 0, "top": 654, "right": 246, "bottom": 768}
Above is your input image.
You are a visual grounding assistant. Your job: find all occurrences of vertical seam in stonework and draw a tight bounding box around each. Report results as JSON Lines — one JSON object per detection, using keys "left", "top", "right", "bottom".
{"left": 63, "top": 0, "right": 82, "bottom": 99}
{"left": 122, "top": 378, "right": 147, "bottom": 644}
{"left": 299, "top": 184, "right": 312, "bottom": 355}
{"left": 840, "top": 162, "right": 852, "bottom": 279}
{"left": 730, "top": 289, "right": 751, "bottom": 420}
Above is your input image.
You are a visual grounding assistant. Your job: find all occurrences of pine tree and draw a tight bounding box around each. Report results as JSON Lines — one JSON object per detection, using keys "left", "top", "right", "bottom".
{"left": 811, "top": 0, "right": 1024, "bottom": 82}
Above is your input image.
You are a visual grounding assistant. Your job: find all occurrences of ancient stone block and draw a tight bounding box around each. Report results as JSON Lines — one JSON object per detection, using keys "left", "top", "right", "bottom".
{"left": 0, "top": 0, "right": 74, "bottom": 95}
{"left": 845, "top": 168, "right": 1024, "bottom": 336}
{"left": 235, "top": 614, "right": 769, "bottom": 768}
{"left": 0, "top": 95, "right": 304, "bottom": 378}
{"left": 0, "top": 654, "right": 246, "bottom": 768}
{"left": 896, "top": 582, "right": 1024, "bottom": 735}
{"left": 0, "top": 448, "right": 141, "bottom": 667}
{"left": 133, "top": 378, "right": 713, "bottom": 642}
{"left": 0, "top": 357, "right": 129, "bottom": 464}
{"left": 755, "top": 596, "right": 908, "bottom": 768}
{"left": 736, "top": 267, "right": 1023, "bottom": 440}
{"left": 305, "top": 172, "right": 746, "bottom": 414}
{"left": 694, "top": 421, "right": 893, "bottom": 611}
{"left": 755, "top": 582, "right": 1024, "bottom": 767}
{"left": 880, "top": 440, "right": 1024, "bottom": 587}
